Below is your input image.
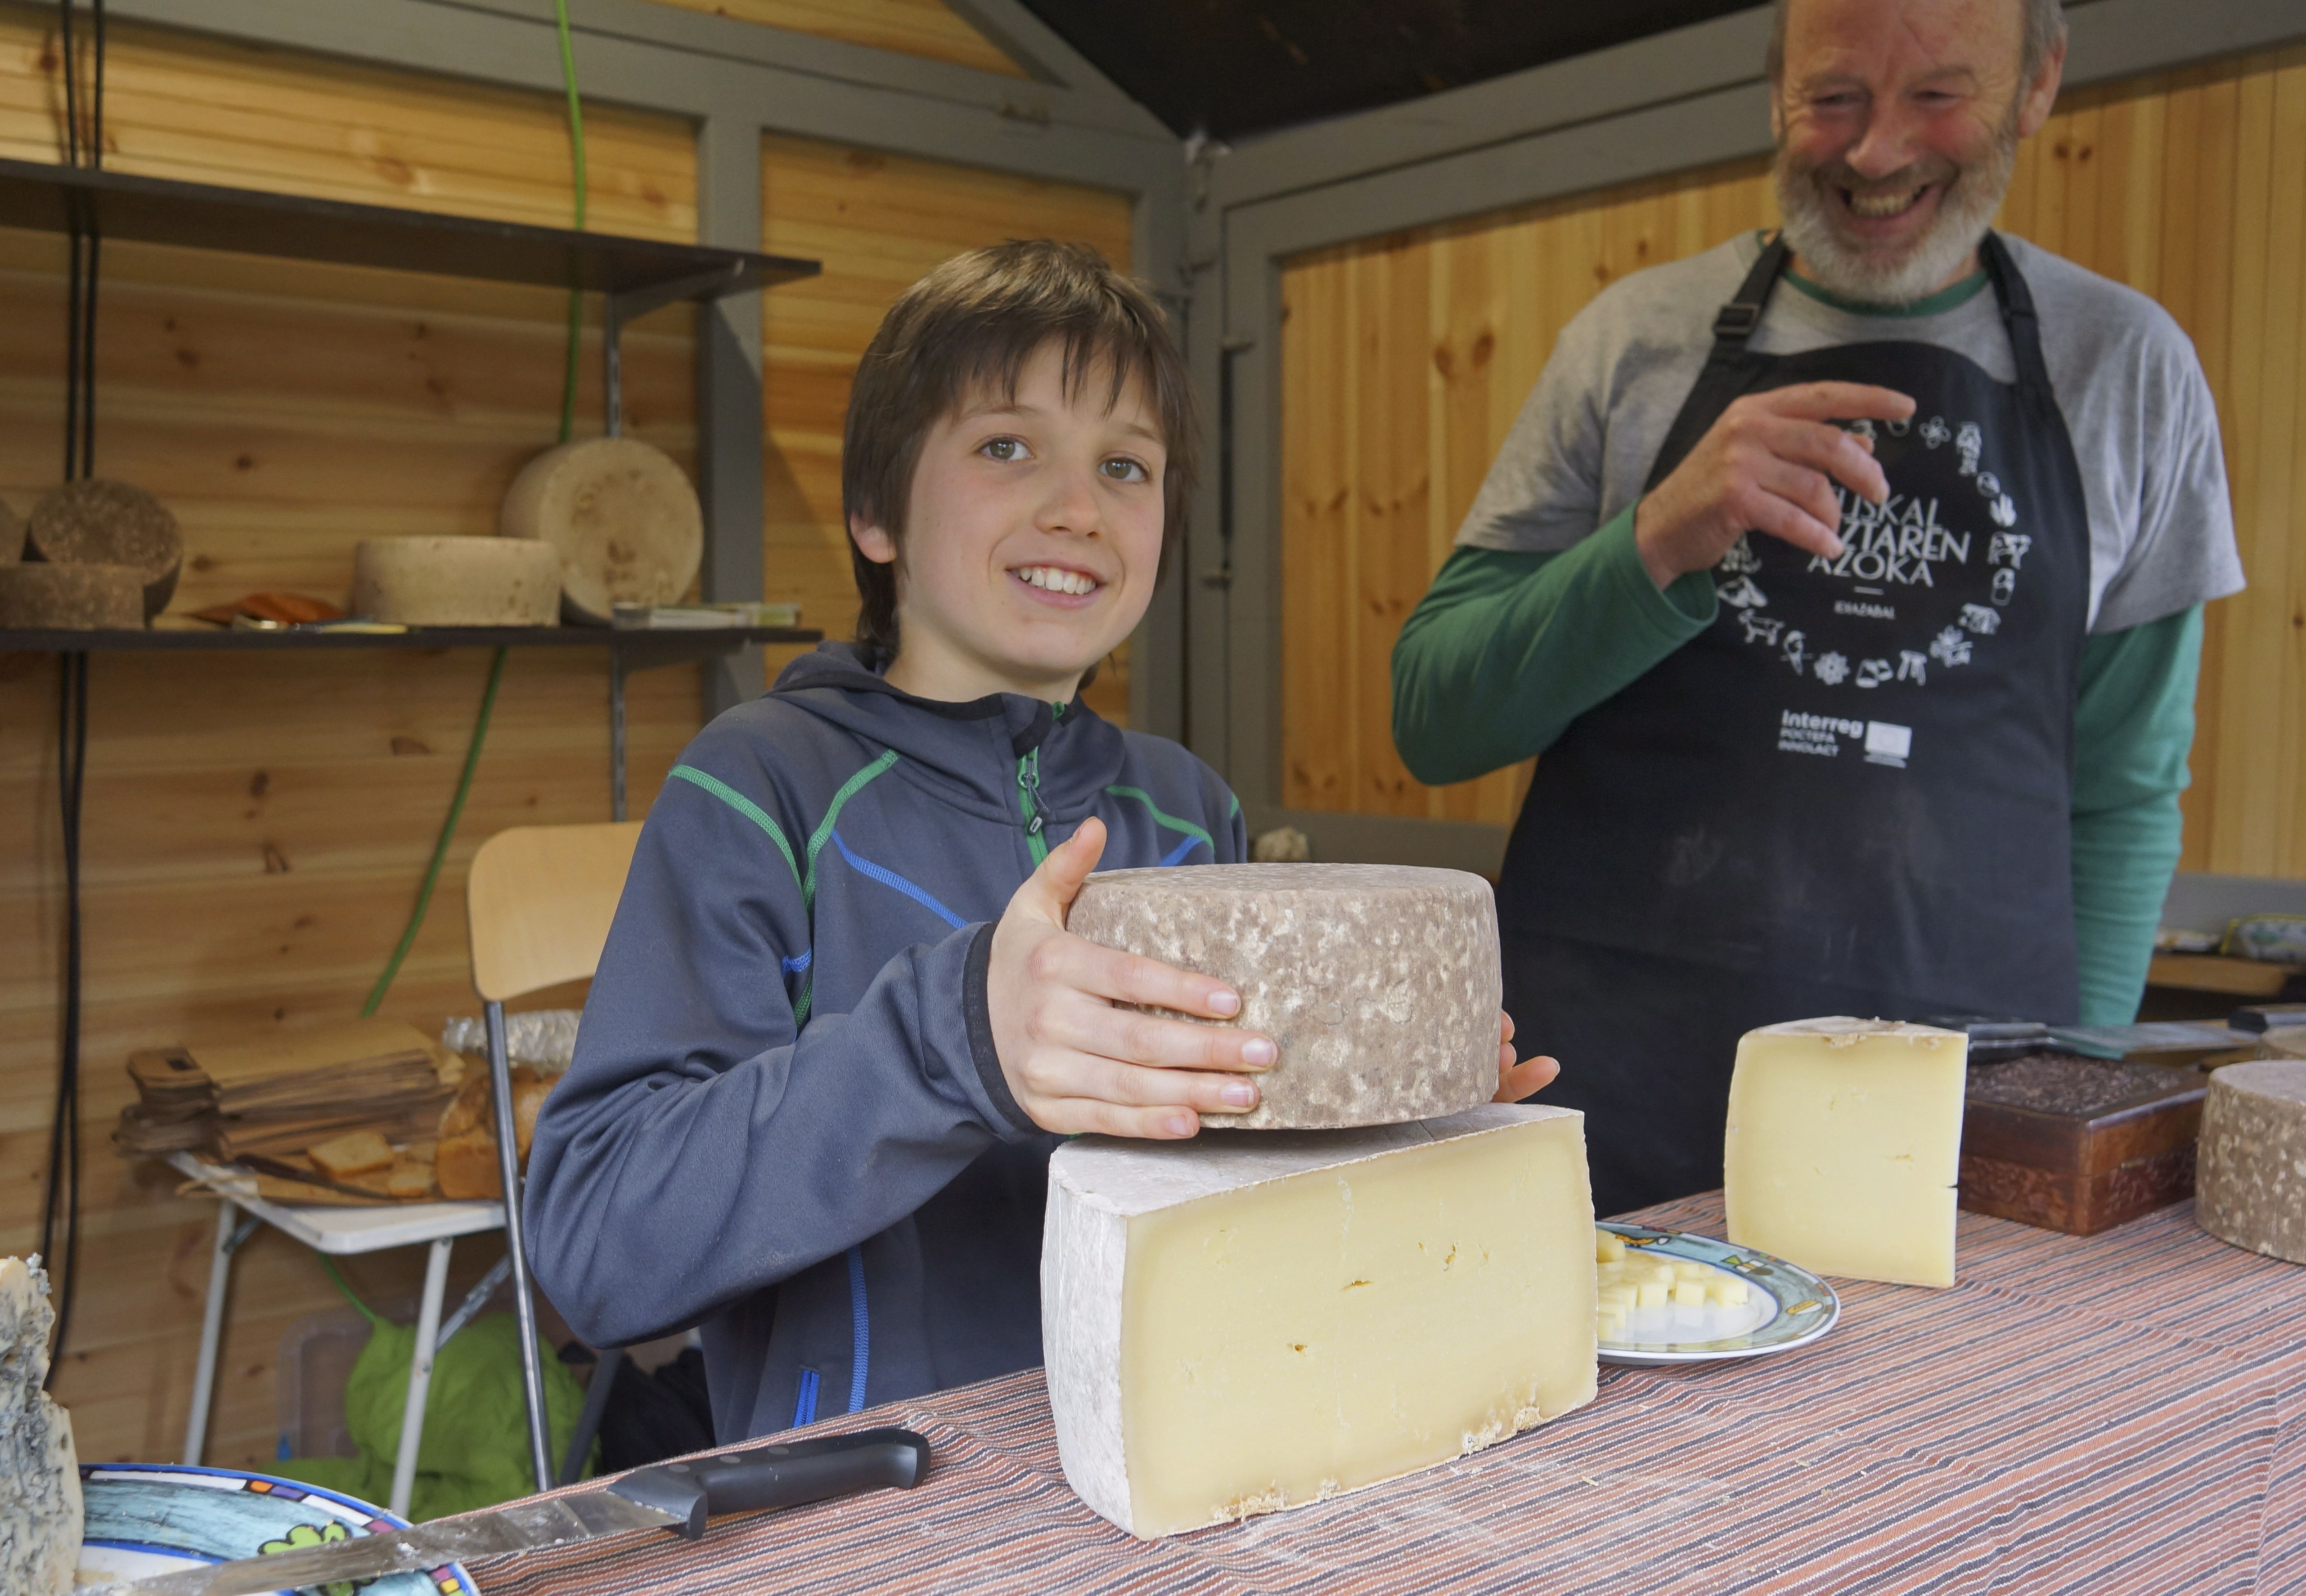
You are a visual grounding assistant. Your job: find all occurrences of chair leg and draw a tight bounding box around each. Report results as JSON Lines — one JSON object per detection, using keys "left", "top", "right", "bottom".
{"left": 390, "top": 1235, "right": 454, "bottom": 1519}
{"left": 559, "top": 1345, "right": 622, "bottom": 1486}
{"left": 182, "top": 1198, "right": 239, "bottom": 1465}
{"left": 487, "top": 999, "right": 554, "bottom": 1494}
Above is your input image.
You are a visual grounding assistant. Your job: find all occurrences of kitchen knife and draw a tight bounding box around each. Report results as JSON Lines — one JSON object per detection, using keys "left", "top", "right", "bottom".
{"left": 102, "top": 1427, "right": 931, "bottom": 1596}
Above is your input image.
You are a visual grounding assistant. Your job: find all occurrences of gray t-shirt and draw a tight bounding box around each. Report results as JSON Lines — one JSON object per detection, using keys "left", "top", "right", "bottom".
{"left": 1456, "top": 232, "right": 2243, "bottom": 632}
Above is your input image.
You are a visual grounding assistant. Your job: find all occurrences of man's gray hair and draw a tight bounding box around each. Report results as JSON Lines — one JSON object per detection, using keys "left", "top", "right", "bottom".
{"left": 1766, "top": 0, "right": 2067, "bottom": 85}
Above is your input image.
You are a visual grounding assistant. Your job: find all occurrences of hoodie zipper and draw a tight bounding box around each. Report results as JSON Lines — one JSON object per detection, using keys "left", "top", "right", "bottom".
{"left": 1016, "top": 703, "right": 1063, "bottom": 866}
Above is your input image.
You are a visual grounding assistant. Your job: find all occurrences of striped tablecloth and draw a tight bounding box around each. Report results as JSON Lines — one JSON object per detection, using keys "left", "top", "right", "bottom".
{"left": 472, "top": 1194, "right": 2306, "bottom": 1595}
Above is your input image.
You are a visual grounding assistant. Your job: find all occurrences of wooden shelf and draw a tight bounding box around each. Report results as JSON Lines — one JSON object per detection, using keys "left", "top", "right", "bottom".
{"left": 2146, "top": 954, "right": 2297, "bottom": 999}
{"left": 0, "top": 156, "right": 819, "bottom": 303}
{"left": 0, "top": 624, "right": 821, "bottom": 665}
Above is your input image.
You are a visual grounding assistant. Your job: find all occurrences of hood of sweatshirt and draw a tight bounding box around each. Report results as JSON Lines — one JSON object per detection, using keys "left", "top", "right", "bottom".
{"left": 766, "top": 642, "right": 1129, "bottom": 829}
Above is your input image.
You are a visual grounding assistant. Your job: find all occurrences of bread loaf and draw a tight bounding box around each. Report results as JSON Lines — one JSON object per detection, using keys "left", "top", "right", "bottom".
{"left": 499, "top": 438, "right": 703, "bottom": 624}
{"left": 433, "top": 1065, "right": 555, "bottom": 1200}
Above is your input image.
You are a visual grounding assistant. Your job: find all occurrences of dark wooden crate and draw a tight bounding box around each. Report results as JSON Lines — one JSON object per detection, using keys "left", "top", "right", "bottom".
{"left": 1958, "top": 1054, "right": 2207, "bottom": 1236}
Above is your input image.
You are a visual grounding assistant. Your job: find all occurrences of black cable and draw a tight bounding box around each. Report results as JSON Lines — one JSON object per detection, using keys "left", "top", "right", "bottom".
{"left": 41, "top": 655, "right": 87, "bottom": 1382}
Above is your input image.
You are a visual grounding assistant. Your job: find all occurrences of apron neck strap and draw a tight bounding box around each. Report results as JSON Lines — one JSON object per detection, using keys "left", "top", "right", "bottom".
{"left": 1977, "top": 231, "right": 2053, "bottom": 393}
{"left": 1712, "top": 232, "right": 1792, "bottom": 347}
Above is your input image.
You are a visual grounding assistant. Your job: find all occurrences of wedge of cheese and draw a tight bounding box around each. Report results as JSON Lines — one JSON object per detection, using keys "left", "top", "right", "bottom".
{"left": 1043, "top": 1104, "right": 1596, "bottom": 1539}
{"left": 0, "top": 1258, "right": 82, "bottom": 1595}
{"left": 1725, "top": 1017, "right": 1968, "bottom": 1287}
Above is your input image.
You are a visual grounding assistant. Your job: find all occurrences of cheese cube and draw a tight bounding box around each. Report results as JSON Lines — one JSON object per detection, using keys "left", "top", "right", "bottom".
{"left": 1595, "top": 1229, "right": 1625, "bottom": 1263}
{"left": 1672, "top": 1280, "right": 1706, "bottom": 1308}
{"left": 1707, "top": 1278, "right": 1749, "bottom": 1308}
{"left": 1043, "top": 1105, "right": 1597, "bottom": 1539}
{"left": 1636, "top": 1280, "right": 1670, "bottom": 1308}
{"left": 1724, "top": 1017, "right": 1968, "bottom": 1287}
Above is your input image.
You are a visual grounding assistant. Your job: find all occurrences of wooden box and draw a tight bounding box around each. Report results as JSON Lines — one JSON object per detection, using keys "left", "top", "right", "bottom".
{"left": 1959, "top": 1054, "right": 2207, "bottom": 1236}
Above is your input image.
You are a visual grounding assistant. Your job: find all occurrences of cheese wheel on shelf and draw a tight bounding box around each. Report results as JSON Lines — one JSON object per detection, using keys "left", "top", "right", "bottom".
{"left": 2197, "top": 1059, "right": 2306, "bottom": 1264}
{"left": 1043, "top": 1103, "right": 1596, "bottom": 1539}
{"left": 499, "top": 437, "right": 703, "bottom": 624}
{"left": 350, "top": 536, "right": 561, "bottom": 626}
{"left": 0, "top": 563, "right": 145, "bottom": 629}
{"left": 26, "top": 479, "right": 182, "bottom": 619}
{"left": 1066, "top": 862, "right": 1501, "bottom": 1130}
{"left": 0, "top": 1258, "right": 82, "bottom": 1595}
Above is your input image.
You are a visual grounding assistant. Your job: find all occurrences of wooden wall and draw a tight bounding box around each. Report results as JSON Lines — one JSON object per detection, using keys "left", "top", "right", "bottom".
{"left": 0, "top": 1, "right": 1127, "bottom": 1470}
{"left": 639, "top": 0, "right": 1024, "bottom": 78}
{"left": 1279, "top": 40, "right": 2306, "bottom": 883}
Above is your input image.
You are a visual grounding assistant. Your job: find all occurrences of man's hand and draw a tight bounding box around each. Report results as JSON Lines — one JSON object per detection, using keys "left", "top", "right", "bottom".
{"left": 989, "top": 817, "right": 1275, "bottom": 1139}
{"left": 1493, "top": 1009, "right": 1559, "bottom": 1103}
{"left": 1634, "top": 381, "right": 1916, "bottom": 589}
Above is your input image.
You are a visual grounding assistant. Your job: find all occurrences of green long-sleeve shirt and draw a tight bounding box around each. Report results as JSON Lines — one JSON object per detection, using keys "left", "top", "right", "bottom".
{"left": 1393, "top": 509, "right": 2201, "bottom": 1023}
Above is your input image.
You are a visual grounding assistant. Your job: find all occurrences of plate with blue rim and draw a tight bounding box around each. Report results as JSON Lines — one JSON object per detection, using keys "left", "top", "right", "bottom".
{"left": 1596, "top": 1220, "right": 1841, "bottom": 1367}
{"left": 76, "top": 1462, "right": 478, "bottom": 1594}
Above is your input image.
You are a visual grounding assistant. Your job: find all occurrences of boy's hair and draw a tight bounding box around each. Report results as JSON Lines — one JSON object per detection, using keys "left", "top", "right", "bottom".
{"left": 841, "top": 239, "right": 1200, "bottom": 660}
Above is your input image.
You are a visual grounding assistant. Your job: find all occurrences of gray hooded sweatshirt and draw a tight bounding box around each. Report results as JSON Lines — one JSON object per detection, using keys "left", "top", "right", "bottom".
{"left": 525, "top": 642, "right": 1245, "bottom": 1442}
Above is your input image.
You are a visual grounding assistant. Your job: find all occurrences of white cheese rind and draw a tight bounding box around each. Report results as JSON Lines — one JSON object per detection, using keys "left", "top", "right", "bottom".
{"left": 1043, "top": 1104, "right": 1597, "bottom": 1538}
{"left": 0, "top": 1258, "right": 82, "bottom": 1595}
{"left": 351, "top": 536, "right": 562, "bottom": 626}
{"left": 1724, "top": 1017, "right": 1969, "bottom": 1287}
{"left": 499, "top": 437, "right": 704, "bottom": 623}
{"left": 2197, "top": 1060, "right": 2306, "bottom": 1264}
{"left": 1065, "top": 863, "right": 1502, "bottom": 1130}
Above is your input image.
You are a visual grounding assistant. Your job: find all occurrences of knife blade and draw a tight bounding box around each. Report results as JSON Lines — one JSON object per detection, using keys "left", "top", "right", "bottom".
{"left": 102, "top": 1426, "right": 931, "bottom": 1596}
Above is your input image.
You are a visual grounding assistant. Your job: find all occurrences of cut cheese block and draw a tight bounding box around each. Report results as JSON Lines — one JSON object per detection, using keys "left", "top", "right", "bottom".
{"left": 0, "top": 563, "right": 144, "bottom": 629}
{"left": 1043, "top": 1103, "right": 1596, "bottom": 1538}
{"left": 0, "top": 1258, "right": 82, "bottom": 1594}
{"left": 26, "top": 479, "right": 182, "bottom": 618}
{"left": 2196, "top": 1059, "right": 2306, "bottom": 1263}
{"left": 1066, "top": 863, "right": 1501, "bottom": 1129}
{"left": 351, "top": 536, "right": 561, "bottom": 626}
{"left": 499, "top": 438, "right": 703, "bottom": 624}
{"left": 1725, "top": 1017, "right": 1968, "bottom": 1287}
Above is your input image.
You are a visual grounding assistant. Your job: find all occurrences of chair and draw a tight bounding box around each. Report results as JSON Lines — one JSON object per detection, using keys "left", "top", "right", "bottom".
{"left": 463, "top": 820, "right": 643, "bottom": 1493}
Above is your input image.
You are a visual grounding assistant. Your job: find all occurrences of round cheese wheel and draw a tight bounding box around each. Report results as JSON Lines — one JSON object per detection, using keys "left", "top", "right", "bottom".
{"left": 26, "top": 479, "right": 182, "bottom": 618}
{"left": 1066, "top": 862, "right": 1502, "bottom": 1130}
{"left": 350, "top": 536, "right": 561, "bottom": 626}
{"left": 2197, "top": 1058, "right": 2306, "bottom": 1264}
{"left": 0, "top": 563, "right": 145, "bottom": 629}
{"left": 498, "top": 437, "right": 703, "bottom": 624}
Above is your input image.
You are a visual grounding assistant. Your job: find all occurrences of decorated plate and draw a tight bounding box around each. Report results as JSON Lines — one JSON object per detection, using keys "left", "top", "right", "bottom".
{"left": 76, "top": 1463, "right": 477, "bottom": 1594}
{"left": 1596, "top": 1221, "right": 1840, "bottom": 1367}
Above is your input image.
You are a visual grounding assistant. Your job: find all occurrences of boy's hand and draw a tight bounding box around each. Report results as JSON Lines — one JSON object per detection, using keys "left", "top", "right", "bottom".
{"left": 1494, "top": 1010, "right": 1559, "bottom": 1102}
{"left": 988, "top": 816, "right": 1275, "bottom": 1139}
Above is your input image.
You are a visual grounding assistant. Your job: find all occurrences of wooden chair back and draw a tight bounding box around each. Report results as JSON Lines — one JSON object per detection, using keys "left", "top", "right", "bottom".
{"left": 466, "top": 821, "right": 643, "bottom": 1002}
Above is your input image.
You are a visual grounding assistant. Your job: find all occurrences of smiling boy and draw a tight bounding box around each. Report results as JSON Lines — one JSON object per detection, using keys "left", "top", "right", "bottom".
{"left": 527, "top": 241, "right": 1550, "bottom": 1443}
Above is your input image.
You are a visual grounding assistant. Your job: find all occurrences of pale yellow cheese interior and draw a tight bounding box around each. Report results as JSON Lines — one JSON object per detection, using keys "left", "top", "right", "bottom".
{"left": 1115, "top": 1114, "right": 1596, "bottom": 1535}
{"left": 1724, "top": 1017, "right": 1967, "bottom": 1288}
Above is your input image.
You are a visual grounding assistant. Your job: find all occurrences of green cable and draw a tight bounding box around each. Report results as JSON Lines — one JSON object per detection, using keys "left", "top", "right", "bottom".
{"left": 321, "top": 1255, "right": 383, "bottom": 1328}
{"left": 362, "top": 10, "right": 587, "bottom": 1014}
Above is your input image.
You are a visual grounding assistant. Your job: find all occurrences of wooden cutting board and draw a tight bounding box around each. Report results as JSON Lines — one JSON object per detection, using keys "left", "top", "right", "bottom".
{"left": 1959, "top": 1053, "right": 2207, "bottom": 1236}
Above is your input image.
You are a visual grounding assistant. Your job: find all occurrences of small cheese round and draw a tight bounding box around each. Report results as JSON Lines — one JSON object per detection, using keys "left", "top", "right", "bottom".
{"left": 1066, "top": 862, "right": 1502, "bottom": 1130}
{"left": 351, "top": 536, "right": 562, "bottom": 626}
{"left": 499, "top": 437, "right": 703, "bottom": 623}
{"left": 2197, "top": 1059, "right": 2306, "bottom": 1264}
{"left": 0, "top": 563, "right": 144, "bottom": 629}
{"left": 26, "top": 479, "right": 182, "bottom": 618}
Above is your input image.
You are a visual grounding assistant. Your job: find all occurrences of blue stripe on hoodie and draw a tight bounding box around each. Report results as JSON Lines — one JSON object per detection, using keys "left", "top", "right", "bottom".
{"left": 525, "top": 643, "right": 1247, "bottom": 1445}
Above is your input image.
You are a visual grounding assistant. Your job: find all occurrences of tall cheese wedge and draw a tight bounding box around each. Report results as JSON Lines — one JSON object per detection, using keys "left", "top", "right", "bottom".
{"left": 1725, "top": 1018, "right": 1968, "bottom": 1287}
{"left": 0, "top": 1258, "right": 82, "bottom": 1594}
{"left": 1044, "top": 1104, "right": 1596, "bottom": 1539}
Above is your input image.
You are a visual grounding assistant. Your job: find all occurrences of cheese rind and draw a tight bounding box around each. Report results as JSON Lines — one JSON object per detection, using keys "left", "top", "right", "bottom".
{"left": 2196, "top": 1060, "right": 2306, "bottom": 1263}
{"left": 0, "top": 1258, "right": 82, "bottom": 1594}
{"left": 351, "top": 537, "right": 562, "bottom": 626}
{"left": 1725, "top": 1017, "right": 1969, "bottom": 1287}
{"left": 1066, "top": 863, "right": 1502, "bottom": 1130}
{"left": 1043, "top": 1104, "right": 1597, "bottom": 1538}
{"left": 499, "top": 437, "right": 704, "bottom": 623}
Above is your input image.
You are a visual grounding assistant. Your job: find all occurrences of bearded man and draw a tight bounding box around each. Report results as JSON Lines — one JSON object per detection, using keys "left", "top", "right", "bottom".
{"left": 1390, "top": 0, "right": 2244, "bottom": 1216}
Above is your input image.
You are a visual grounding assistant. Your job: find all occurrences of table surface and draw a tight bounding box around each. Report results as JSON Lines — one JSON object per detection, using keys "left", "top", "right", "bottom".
{"left": 169, "top": 1152, "right": 503, "bottom": 1253}
{"left": 468, "top": 1193, "right": 2306, "bottom": 1596}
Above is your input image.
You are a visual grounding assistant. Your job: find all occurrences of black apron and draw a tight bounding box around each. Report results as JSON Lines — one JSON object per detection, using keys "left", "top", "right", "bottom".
{"left": 1503, "top": 233, "right": 2091, "bottom": 1215}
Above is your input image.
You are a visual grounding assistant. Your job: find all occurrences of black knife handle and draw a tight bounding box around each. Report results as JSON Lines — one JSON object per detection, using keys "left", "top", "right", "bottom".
{"left": 606, "top": 1427, "right": 932, "bottom": 1540}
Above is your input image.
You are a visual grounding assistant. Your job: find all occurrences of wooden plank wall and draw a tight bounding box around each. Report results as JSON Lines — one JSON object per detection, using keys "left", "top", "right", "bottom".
{"left": 1279, "top": 41, "right": 2306, "bottom": 883}
{"left": 641, "top": 0, "right": 1024, "bottom": 77}
{"left": 0, "top": 0, "right": 1128, "bottom": 1470}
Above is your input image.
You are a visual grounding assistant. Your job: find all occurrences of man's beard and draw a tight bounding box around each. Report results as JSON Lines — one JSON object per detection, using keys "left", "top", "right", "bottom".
{"left": 1773, "top": 108, "right": 2019, "bottom": 306}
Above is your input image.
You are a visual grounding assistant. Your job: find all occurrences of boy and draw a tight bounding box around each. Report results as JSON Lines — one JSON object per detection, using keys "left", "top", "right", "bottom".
{"left": 526, "top": 241, "right": 1552, "bottom": 1443}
